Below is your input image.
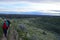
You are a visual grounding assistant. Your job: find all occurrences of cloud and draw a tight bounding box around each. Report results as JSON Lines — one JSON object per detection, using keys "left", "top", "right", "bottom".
{"left": 0, "top": 1, "right": 60, "bottom": 16}
{"left": 0, "top": 2, "right": 31, "bottom": 9}
{"left": 51, "top": 10, "right": 60, "bottom": 12}
{"left": 0, "top": 2, "right": 60, "bottom": 14}
{"left": 0, "top": 0, "right": 60, "bottom": 3}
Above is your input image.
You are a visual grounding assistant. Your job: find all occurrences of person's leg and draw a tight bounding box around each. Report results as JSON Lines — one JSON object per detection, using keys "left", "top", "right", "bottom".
{"left": 4, "top": 29, "right": 7, "bottom": 37}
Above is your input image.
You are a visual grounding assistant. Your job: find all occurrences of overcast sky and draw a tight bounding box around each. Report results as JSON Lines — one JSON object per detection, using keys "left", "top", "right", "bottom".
{"left": 0, "top": 0, "right": 60, "bottom": 15}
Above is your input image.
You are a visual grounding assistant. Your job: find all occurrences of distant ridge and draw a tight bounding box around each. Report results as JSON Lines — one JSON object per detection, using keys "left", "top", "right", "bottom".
{"left": 0, "top": 14, "right": 60, "bottom": 19}
{"left": 0, "top": 11, "right": 60, "bottom": 18}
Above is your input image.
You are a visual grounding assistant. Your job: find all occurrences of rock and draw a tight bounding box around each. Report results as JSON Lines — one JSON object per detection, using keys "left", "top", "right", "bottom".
{"left": 18, "top": 24, "right": 28, "bottom": 32}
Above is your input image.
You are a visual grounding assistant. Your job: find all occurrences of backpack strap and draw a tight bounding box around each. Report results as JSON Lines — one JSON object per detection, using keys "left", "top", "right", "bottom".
{"left": 6, "top": 21, "right": 9, "bottom": 27}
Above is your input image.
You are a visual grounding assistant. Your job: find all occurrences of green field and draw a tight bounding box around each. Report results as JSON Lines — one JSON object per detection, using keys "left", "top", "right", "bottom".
{"left": 0, "top": 17, "right": 60, "bottom": 40}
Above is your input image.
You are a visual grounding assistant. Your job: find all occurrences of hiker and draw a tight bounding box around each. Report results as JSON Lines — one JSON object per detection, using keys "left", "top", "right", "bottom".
{"left": 2, "top": 19, "right": 11, "bottom": 37}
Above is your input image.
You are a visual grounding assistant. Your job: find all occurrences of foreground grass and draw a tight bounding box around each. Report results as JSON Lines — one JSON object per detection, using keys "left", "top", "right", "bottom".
{"left": 0, "top": 18, "right": 3, "bottom": 39}
{"left": 0, "top": 17, "right": 60, "bottom": 40}
{"left": 13, "top": 18, "right": 58, "bottom": 40}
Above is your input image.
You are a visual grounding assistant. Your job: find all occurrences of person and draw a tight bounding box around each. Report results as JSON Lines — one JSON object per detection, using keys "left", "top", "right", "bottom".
{"left": 2, "top": 19, "right": 11, "bottom": 37}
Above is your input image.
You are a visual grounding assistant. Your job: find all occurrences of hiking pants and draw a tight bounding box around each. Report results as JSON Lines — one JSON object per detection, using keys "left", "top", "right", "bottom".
{"left": 3, "top": 29, "right": 7, "bottom": 37}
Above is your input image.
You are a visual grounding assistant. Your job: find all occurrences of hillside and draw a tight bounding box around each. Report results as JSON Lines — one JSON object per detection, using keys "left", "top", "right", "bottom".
{"left": 0, "top": 16, "right": 60, "bottom": 40}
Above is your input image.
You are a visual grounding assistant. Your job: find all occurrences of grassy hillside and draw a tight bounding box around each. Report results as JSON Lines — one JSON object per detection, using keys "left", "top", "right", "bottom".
{"left": 13, "top": 16, "right": 60, "bottom": 40}
{"left": 27, "top": 17, "right": 60, "bottom": 33}
{"left": 0, "top": 16, "right": 60, "bottom": 40}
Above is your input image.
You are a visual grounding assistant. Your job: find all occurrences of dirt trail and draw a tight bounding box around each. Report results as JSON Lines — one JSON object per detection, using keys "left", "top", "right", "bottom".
{"left": 2, "top": 34, "right": 7, "bottom": 40}
{"left": 1, "top": 27, "right": 15, "bottom": 40}
{"left": 2, "top": 25, "right": 18, "bottom": 40}
{"left": 9, "top": 26, "right": 15, "bottom": 40}
{"left": 8, "top": 24, "right": 18, "bottom": 40}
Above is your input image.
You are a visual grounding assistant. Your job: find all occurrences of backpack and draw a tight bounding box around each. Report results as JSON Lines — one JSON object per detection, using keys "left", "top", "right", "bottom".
{"left": 6, "top": 21, "right": 9, "bottom": 27}
{"left": 6, "top": 20, "right": 11, "bottom": 27}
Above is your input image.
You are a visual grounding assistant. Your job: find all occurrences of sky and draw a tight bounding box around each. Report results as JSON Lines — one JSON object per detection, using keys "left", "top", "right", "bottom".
{"left": 0, "top": 0, "right": 60, "bottom": 16}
